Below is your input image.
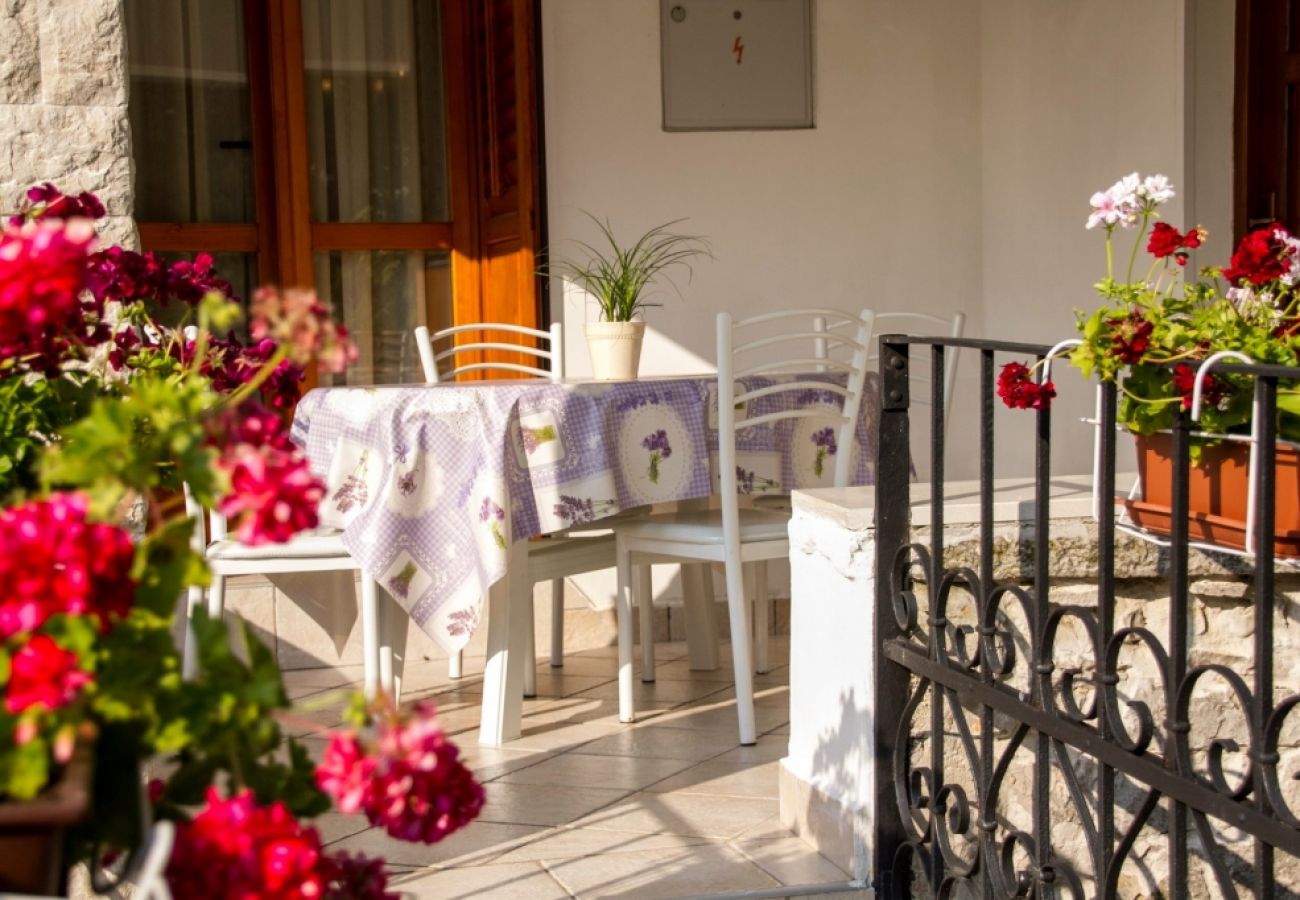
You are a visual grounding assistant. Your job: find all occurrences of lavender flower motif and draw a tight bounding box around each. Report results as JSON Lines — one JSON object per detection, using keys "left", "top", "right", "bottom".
{"left": 520, "top": 424, "right": 557, "bottom": 455}
{"left": 480, "top": 496, "right": 507, "bottom": 549}
{"left": 397, "top": 470, "right": 418, "bottom": 496}
{"left": 642, "top": 429, "right": 673, "bottom": 483}
{"left": 553, "top": 495, "right": 596, "bottom": 525}
{"left": 794, "top": 388, "right": 842, "bottom": 407}
{"left": 386, "top": 561, "right": 419, "bottom": 599}
{"left": 811, "top": 427, "right": 838, "bottom": 477}
{"left": 735, "top": 466, "right": 780, "bottom": 495}
{"left": 332, "top": 451, "right": 370, "bottom": 513}
{"left": 447, "top": 607, "right": 480, "bottom": 637}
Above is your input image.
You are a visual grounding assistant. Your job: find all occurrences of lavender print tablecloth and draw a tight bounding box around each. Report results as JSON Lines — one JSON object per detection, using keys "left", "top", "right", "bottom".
{"left": 290, "top": 374, "right": 880, "bottom": 653}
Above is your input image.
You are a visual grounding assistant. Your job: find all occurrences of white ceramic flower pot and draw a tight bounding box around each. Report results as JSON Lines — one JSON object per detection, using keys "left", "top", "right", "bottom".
{"left": 584, "top": 321, "right": 646, "bottom": 380}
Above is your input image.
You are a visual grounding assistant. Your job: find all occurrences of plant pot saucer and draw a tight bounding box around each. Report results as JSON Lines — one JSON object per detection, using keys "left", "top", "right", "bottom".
{"left": 1119, "top": 497, "right": 1300, "bottom": 559}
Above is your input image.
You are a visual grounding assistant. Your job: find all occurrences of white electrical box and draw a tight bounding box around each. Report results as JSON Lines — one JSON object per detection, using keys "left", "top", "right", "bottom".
{"left": 660, "top": 0, "right": 814, "bottom": 131}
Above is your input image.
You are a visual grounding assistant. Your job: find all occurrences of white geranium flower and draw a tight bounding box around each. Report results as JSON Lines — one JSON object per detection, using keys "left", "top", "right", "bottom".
{"left": 1277, "top": 230, "right": 1300, "bottom": 286}
{"left": 1088, "top": 173, "right": 1143, "bottom": 229}
{"left": 1138, "top": 174, "right": 1175, "bottom": 206}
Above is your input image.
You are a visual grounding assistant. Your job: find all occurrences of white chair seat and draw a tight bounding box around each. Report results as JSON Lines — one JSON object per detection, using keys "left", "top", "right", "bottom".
{"left": 615, "top": 508, "right": 790, "bottom": 544}
{"left": 205, "top": 528, "right": 347, "bottom": 561}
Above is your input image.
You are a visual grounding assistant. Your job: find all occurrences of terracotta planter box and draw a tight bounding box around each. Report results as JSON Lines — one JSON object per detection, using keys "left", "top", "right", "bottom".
{"left": 1122, "top": 432, "right": 1300, "bottom": 558}
{"left": 0, "top": 745, "right": 93, "bottom": 895}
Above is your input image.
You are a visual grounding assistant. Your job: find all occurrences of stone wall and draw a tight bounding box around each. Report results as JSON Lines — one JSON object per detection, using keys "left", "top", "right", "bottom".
{"left": 0, "top": 0, "right": 135, "bottom": 246}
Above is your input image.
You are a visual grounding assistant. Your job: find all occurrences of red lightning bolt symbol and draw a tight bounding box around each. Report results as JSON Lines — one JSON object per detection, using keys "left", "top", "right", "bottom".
{"left": 733, "top": 35, "right": 744, "bottom": 65}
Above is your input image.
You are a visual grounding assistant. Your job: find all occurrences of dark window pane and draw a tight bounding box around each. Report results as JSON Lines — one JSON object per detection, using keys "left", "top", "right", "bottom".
{"left": 126, "top": 0, "right": 256, "bottom": 224}
{"left": 303, "top": 0, "right": 450, "bottom": 223}
{"left": 314, "top": 250, "right": 451, "bottom": 385}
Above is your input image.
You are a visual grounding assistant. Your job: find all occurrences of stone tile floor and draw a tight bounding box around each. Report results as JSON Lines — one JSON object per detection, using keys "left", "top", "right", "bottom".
{"left": 283, "top": 635, "right": 867, "bottom": 899}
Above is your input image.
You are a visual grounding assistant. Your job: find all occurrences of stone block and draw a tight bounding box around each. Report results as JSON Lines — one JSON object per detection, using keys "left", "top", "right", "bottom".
{"left": 36, "top": 0, "right": 127, "bottom": 108}
{"left": 0, "top": 0, "right": 41, "bottom": 104}
{"left": 0, "top": 103, "right": 133, "bottom": 215}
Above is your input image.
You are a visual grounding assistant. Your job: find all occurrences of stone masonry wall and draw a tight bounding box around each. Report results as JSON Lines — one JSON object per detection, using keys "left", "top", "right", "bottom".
{"left": 903, "top": 522, "right": 1300, "bottom": 898}
{"left": 0, "top": 0, "right": 135, "bottom": 247}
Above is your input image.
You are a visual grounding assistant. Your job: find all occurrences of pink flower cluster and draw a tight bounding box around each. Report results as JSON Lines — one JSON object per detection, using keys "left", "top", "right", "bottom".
{"left": 316, "top": 702, "right": 485, "bottom": 844}
{"left": 210, "top": 403, "right": 325, "bottom": 546}
{"left": 5, "top": 634, "right": 93, "bottom": 715}
{"left": 0, "top": 492, "right": 136, "bottom": 638}
{"left": 251, "top": 287, "right": 357, "bottom": 374}
{"left": 0, "top": 218, "right": 95, "bottom": 365}
{"left": 166, "top": 788, "right": 396, "bottom": 900}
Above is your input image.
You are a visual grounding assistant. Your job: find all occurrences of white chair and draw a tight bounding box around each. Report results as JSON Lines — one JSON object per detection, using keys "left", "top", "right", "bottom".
{"left": 611, "top": 309, "right": 874, "bottom": 744}
{"left": 863, "top": 311, "right": 966, "bottom": 426}
{"left": 182, "top": 491, "right": 386, "bottom": 701}
{"left": 412, "top": 322, "right": 617, "bottom": 697}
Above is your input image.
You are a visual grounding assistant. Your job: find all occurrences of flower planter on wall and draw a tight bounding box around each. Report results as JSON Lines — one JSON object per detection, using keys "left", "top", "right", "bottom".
{"left": 1122, "top": 432, "right": 1300, "bottom": 558}
{"left": 0, "top": 744, "right": 92, "bottom": 895}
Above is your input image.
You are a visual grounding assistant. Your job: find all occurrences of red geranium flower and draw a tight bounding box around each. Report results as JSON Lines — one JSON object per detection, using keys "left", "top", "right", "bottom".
{"left": 1172, "top": 362, "right": 1222, "bottom": 410}
{"left": 167, "top": 789, "right": 396, "bottom": 900}
{"left": 5, "top": 634, "right": 94, "bottom": 714}
{"left": 996, "top": 361, "right": 1056, "bottom": 410}
{"left": 1146, "top": 222, "right": 1203, "bottom": 266}
{"left": 1106, "top": 314, "right": 1154, "bottom": 364}
{"left": 1222, "top": 222, "right": 1292, "bottom": 287}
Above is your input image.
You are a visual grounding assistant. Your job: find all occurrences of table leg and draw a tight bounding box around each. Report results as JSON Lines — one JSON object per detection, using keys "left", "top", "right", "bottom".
{"left": 682, "top": 563, "right": 720, "bottom": 671}
{"left": 478, "top": 539, "right": 527, "bottom": 746}
{"left": 379, "top": 585, "right": 409, "bottom": 704}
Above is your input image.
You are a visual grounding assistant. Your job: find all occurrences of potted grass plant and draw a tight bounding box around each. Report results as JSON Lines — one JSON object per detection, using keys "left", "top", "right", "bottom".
{"left": 550, "top": 214, "right": 710, "bottom": 380}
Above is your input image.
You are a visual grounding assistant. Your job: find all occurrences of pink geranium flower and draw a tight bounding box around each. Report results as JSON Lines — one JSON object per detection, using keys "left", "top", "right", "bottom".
{"left": 315, "top": 702, "right": 484, "bottom": 845}
{"left": 0, "top": 492, "right": 136, "bottom": 638}
{"left": 0, "top": 218, "right": 95, "bottom": 361}
{"left": 216, "top": 444, "right": 324, "bottom": 546}
{"left": 250, "top": 287, "right": 357, "bottom": 373}
{"left": 5, "top": 634, "right": 94, "bottom": 714}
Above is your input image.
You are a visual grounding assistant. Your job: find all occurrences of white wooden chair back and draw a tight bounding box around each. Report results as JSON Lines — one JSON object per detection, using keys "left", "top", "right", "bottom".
{"left": 863, "top": 311, "right": 966, "bottom": 426}
{"left": 717, "top": 308, "right": 873, "bottom": 502}
{"left": 414, "top": 322, "right": 564, "bottom": 383}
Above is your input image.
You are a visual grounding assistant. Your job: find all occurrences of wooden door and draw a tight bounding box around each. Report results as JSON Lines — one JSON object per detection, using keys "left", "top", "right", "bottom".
{"left": 1237, "top": 0, "right": 1300, "bottom": 235}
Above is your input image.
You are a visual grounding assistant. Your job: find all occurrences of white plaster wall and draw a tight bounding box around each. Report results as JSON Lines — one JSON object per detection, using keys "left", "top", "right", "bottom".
{"left": 541, "top": 0, "right": 1237, "bottom": 481}
{"left": 540, "top": 0, "right": 983, "bottom": 379}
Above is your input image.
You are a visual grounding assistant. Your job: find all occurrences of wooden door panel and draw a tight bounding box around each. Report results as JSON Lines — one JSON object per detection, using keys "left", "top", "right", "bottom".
{"left": 1238, "top": 0, "right": 1300, "bottom": 235}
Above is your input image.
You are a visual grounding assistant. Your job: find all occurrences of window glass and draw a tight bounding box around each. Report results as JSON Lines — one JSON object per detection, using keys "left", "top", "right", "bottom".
{"left": 302, "top": 0, "right": 450, "bottom": 223}
{"left": 126, "top": 0, "right": 256, "bottom": 224}
{"left": 314, "top": 250, "right": 452, "bottom": 385}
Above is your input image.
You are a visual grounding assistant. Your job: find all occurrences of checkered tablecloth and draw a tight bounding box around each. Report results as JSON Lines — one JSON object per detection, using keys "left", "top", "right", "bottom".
{"left": 291, "top": 374, "right": 879, "bottom": 652}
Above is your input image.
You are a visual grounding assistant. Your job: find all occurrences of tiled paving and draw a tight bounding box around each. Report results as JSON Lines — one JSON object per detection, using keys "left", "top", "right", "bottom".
{"left": 283, "top": 636, "right": 867, "bottom": 899}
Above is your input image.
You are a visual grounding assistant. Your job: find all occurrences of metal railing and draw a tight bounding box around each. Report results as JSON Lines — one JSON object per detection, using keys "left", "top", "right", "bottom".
{"left": 872, "top": 334, "right": 1300, "bottom": 897}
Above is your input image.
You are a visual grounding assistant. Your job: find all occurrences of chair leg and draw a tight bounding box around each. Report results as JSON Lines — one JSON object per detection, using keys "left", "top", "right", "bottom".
{"left": 182, "top": 583, "right": 204, "bottom": 681}
{"left": 722, "top": 557, "right": 758, "bottom": 745}
{"left": 682, "top": 563, "right": 720, "bottom": 671}
{"left": 523, "top": 580, "right": 538, "bottom": 699}
{"left": 549, "top": 577, "right": 564, "bottom": 668}
{"left": 638, "top": 565, "right": 655, "bottom": 683}
{"left": 379, "top": 585, "right": 408, "bottom": 705}
{"left": 360, "top": 577, "right": 379, "bottom": 701}
{"left": 753, "top": 560, "right": 771, "bottom": 674}
{"left": 614, "top": 536, "right": 636, "bottom": 724}
{"left": 207, "top": 574, "right": 226, "bottom": 620}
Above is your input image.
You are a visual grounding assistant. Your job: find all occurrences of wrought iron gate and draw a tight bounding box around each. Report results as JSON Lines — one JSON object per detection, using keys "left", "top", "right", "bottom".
{"left": 872, "top": 335, "right": 1300, "bottom": 898}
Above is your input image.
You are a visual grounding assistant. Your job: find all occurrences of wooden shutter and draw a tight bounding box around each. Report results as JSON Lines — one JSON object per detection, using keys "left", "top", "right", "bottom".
{"left": 1236, "top": 0, "right": 1300, "bottom": 236}
{"left": 449, "top": 0, "right": 542, "bottom": 374}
